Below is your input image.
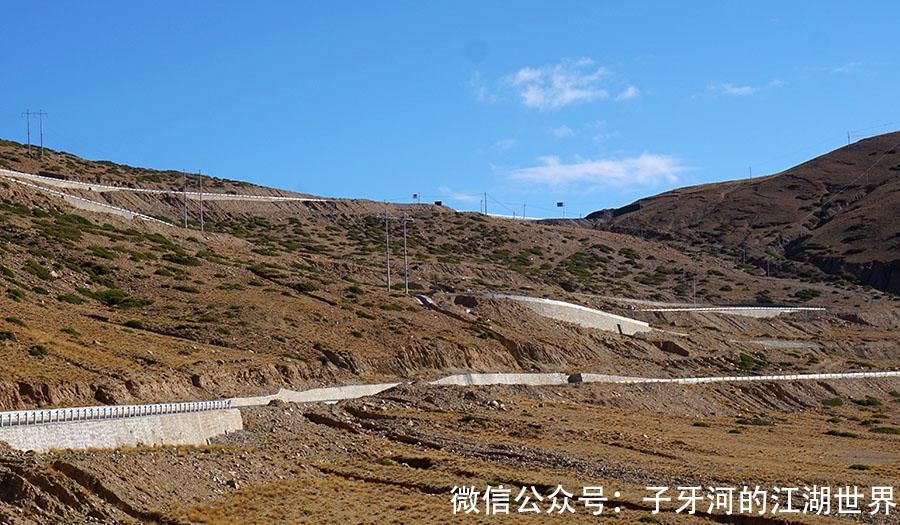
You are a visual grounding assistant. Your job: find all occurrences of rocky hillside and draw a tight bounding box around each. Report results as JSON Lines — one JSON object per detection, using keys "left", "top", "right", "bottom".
{"left": 585, "top": 132, "right": 900, "bottom": 294}
{"left": 0, "top": 139, "right": 895, "bottom": 411}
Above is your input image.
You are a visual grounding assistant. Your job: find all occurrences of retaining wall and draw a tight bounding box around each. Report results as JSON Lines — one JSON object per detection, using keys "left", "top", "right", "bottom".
{"left": 3, "top": 371, "right": 898, "bottom": 452}
{"left": 639, "top": 306, "right": 825, "bottom": 318}
{"left": 491, "top": 294, "right": 651, "bottom": 335}
{"left": 430, "top": 373, "right": 570, "bottom": 386}
{"left": 0, "top": 409, "right": 242, "bottom": 453}
{"left": 573, "top": 371, "right": 900, "bottom": 385}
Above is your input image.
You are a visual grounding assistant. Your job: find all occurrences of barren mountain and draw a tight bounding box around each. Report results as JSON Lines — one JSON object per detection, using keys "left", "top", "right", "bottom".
{"left": 0, "top": 138, "right": 895, "bottom": 414}
{"left": 585, "top": 132, "right": 900, "bottom": 294}
{"left": 0, "top": 139, "right": 898, "bottom": 524}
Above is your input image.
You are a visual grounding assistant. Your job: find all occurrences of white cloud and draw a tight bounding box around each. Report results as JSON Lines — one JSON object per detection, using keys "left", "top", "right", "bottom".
{"left": 493, "top": 137, "right": 517, "bottom": 151}
{"left": 707, "top": 79, "right": 783, "bottom": 97}
{"left": 469, "top": 72, "right": 498, "bottom": 103}
{"left": 550, "top": 125, "right": 574, "bottom": 138}
{"left": 510, "top": 153, "right": 686, "bottom": 187}
{"left": 822, "top": 62, "right": 861, "bottom": 74}
{"left": 615, "top": 85, "right": 640, "bottom": 101}
{"left": 438, "top": 186, "right": 480, "bottom": 203}
{"left": 507, "top": 57, "right": 610, "bottom": 110}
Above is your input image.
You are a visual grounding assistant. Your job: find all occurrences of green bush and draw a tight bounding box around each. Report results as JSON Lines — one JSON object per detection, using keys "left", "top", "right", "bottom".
{"left": 123, "top": 320, "right": 144, "bottom": 329}
{"left": 852, "top": 396, "right": 882, "bottom": 407}
{"left": 85, "top": 288, "right": 153, "bottom": 309}
{"left": 824, "top": 430, "right": 858, "bottom": 438}
{"left": 57, "top": 294, "right": 85, "bottom": 305}
{"left": 162, "top": 253, "right": 202, "bottom": 267}
{"left": 292, "top": 282, "right": 319, "bottom": 293}
{"left": 24, "top": 260, "right": 52, "bottom": 280}
{"left": 28, "top": 345, "right": 48, "bottom": 357}
{"left": 822, "top": 397, "right": 843, "bottom": 407}
{"left": 736, "top": 417, "right": 773, "bottom": 426}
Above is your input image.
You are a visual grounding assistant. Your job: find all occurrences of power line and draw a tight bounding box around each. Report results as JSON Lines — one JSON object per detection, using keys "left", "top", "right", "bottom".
{"left": 798, "top": 135, "right": 900, "bottom": 227}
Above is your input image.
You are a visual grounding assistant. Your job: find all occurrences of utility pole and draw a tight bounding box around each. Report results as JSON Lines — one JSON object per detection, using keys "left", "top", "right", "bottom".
{"left": 401, "top": 216, "right": 413, "bottom": 294}
{"left": 198, "top": 170, "right": 205, "bottom": 233}
{"left": 182, "top": 170, "right": 188, "bottom": 228}
{"left": 377, "top": 215, "right": 393, "bottom": 291}
{"left": 847, "top": 131, "right": 851, "bottom": 145}
{"left": 749, "top": 166, "right": 752, "bottom": 179}
{"left": 522, "top": 203, "right": 526, "bottom": 220}
{"left": 36, "top": 110, "right": 47, "bottom": 158}
{"left": 692, "top": 273, "right": 697, "bottom": 303}
{"left": 22, "top": 109, "right": 32, "bottom": 157}
{"left": 483, "top": 192, "right": 488, "bottom": 215}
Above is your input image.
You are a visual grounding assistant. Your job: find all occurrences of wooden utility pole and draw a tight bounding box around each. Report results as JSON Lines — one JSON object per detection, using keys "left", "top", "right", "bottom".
{"left": 401, "top": 216, "right": 413, "bottom": 294}
{"left": 198, "top": 170, "right": 205, "bottom": 233}
{"left": 35, "top": 111, "right": 47, "bottom": 158}
{"left": 182, "top": 170, "right": 188, "bottom": 228}
{"left": 22, "top": 110, "right": 32, "bottom": 157}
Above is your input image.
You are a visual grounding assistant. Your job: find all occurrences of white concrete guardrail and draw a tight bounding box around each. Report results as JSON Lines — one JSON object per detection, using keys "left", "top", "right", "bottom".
{"left": 0, "top": 399, "right": 231, "bottom": 428}
{"left": 431, "top": 373, "right": 570, "bottom": 386}
{"left": 1, "top": 371, "right": 898, "bottom": 451}
{"left": 0, "top": 168, "right": 327, "bottom": 202}
{"left": 4, "top": 177, "right": 173, "bottom": 226}
{"left": 487, "top": 293, "right": 652, "bottom": 335}
{"left": 228, "top": 383, "right": 402, "bottom": 407}
{"left": 639, "top": 306, "right": 826, "bottom": 318}
{"left": 4, "top": 371, "right": 894, "bottom": 429}
{"left": 572, "top": 370, "right": 900, "bottom": 384}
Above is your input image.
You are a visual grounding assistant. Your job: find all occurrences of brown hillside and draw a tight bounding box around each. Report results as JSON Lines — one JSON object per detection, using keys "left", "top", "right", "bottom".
{"left": 585, "top": 132, "right": 900, "bottom": 294}
{"left": 0, "top": 139, "right": 895, "bottom": 412}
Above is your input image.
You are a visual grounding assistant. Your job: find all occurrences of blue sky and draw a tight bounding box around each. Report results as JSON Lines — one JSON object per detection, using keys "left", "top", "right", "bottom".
{"left": 2, "top": 2, "right": 898, "bottom": 217}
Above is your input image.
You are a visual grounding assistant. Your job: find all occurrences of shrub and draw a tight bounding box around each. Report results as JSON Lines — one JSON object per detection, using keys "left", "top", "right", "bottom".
{"left": 174, "top": 285, "right": 200, "bottom": 294}
{"left": 0, "top": 331, "right": 15, "bottom": 342}
{"left": 4, "top": 317, "right": 26, "bottom": 327}
{"left": 162, "top": 253, "right": 202, "bottom": 267}
{"left": 735, "top": 352, "right": 768, "bottom": 372}
{"left": 869, "top": 427, "right": 900, "bottom": 435}
{"left": 292, "top": 282, "right": 319, "bottom": 293}
{"left": 61, "top": 327, "right": 80, "bottom": 337}
{"left": 793, "top": 288, "right": 821, "bottom": 302}
{"left": 28, "top": 345, "right": 48, "bottom": 357}
{"left": 24, "top": 260, "right": 52, "bottom": 280}
{"left": 123, "top": 320, "right": 144, "bottom": 329}
{"left": 87, "top": 246, "right": 117, "bottom": 259}
{"left": 822, "top": 397, "right": 843, "bottom": 407}
{"left": 824, "top": 430, "right": 858, "bottom": 438}
{"left": 736, "top": 417, "right": 773, "bottom": 426}
{"left": 86, "top": 288, "right": 152, "bottom": 309}
{"left": 57, "top": 294, "right": 85, "bottom": 305}
{"left": 852, "top": 397, "right": 882, "bottom": 407}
